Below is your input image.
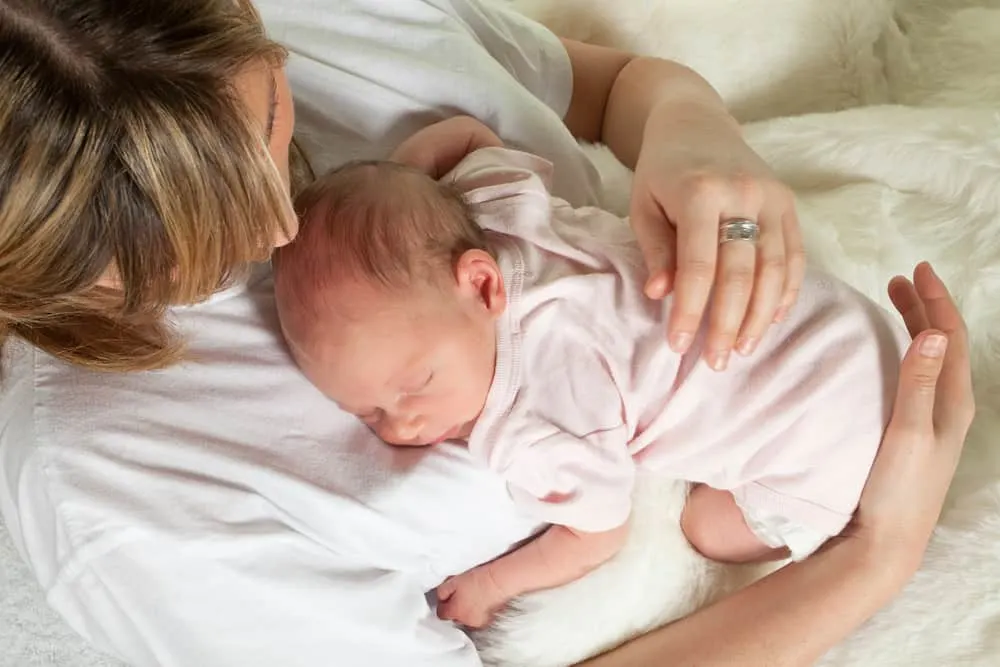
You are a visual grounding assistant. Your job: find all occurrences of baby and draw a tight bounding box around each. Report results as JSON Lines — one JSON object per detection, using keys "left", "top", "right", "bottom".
{"left": 272, "top": 117, "right": 909, "bottom": 629}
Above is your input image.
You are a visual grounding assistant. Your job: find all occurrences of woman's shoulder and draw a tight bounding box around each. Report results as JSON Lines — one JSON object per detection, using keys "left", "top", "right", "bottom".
{"left": 257, "top": 0, "right": 599, "bottom": 204}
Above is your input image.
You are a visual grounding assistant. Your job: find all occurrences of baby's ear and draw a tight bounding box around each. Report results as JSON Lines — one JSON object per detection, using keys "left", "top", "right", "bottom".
{"left": 454, "top": 250, "right": 505, "bottom": 315}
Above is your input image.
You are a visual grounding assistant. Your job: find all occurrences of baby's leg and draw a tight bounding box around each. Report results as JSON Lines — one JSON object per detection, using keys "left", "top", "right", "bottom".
{"left": 681, "top": 484, "right": 790, "bottom": 563}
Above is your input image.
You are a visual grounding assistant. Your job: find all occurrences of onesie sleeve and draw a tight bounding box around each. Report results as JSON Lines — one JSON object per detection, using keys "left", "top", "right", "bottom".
{"left": 502, "top": 424, "right": 635, "bottom": 533}
{"left": 483, "top": 325, "right": 636, "bottom": 534}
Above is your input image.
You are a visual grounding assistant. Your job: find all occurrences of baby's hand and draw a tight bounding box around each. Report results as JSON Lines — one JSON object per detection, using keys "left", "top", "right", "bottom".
{"left": 436, "top": 566, "right": 509, "bottom": 629}
{"left": 391, "top": 116, "right": 503, "bottom": 178}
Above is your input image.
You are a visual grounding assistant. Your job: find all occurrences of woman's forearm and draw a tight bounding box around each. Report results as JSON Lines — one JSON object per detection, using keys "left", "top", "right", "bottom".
{"left": 579, "top": 537, "right": 908, "bottom": 667}
{"left": 560, "top": 39, "right": 740, "bottom": 171}
{"left": 602, "top": 56, "right": 741, "bottom": 172}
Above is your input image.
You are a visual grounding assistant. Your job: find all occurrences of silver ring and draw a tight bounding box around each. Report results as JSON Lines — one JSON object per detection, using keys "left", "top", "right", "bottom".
{"left": 718, "top": 218, "right": 760, "bottom": 245}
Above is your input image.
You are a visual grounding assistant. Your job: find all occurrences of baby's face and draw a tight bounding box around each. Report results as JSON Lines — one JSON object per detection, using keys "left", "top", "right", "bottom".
{"left": 291, "top": 269, "right": 501, "bottom": 447}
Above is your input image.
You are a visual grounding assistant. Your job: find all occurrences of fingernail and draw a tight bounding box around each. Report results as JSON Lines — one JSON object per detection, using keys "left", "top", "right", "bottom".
{"left": 737, "top": 337, "right": 757, "bottom": 356}
{"left": 708, "top": 351, "right": 730, "bottom": 371}
{"left": 920, "top": 334, "right": 947, "bottom": 358}
{"left": 646, "top": 274, "right": 669, "bottom": 299}
{"left": 670, "top": 332, "right": 693, "bottom": 353}
{"left": 773, "top": 306, "right": 789, "bottom": 323}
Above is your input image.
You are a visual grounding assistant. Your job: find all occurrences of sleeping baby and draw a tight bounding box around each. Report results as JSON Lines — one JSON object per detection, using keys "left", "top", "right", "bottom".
{"left": 272, "top": 117, "right": 909, "bottom": 629}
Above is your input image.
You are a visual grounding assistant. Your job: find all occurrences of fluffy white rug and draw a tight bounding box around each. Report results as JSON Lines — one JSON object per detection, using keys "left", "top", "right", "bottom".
{"left": 2, "top": 1, "right": 998, "bottom": 666}
{"left": 477, "top": 1, "right": 1000, "bottom": 665}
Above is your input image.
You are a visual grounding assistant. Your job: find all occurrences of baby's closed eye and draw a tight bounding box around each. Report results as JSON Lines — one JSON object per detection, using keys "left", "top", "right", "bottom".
{"left": 400, "top": 371, "right": 434, "bottom": 396}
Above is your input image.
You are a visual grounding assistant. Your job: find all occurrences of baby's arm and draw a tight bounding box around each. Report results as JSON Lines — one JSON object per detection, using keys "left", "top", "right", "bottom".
{"left": 391, "top": 115, "right": 503, "bottom": 178}
{"left": 436, "top": 324, "right": 635, "bottom": 628}
{"left": 437, "top": 522, "right": 629, "bottom": 629}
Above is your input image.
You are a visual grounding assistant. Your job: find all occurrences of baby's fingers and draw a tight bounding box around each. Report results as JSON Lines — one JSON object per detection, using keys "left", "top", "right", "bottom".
{"left": 437, "top": 577, "right": 457, "bottom": 602}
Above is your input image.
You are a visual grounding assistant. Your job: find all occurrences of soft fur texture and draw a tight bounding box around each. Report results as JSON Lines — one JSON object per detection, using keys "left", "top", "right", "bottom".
{"left": 1, "top": 1, "right": 998, "bottom": 665}
{"left": 476, "top": 0, "right": 1000, "bottom": 665}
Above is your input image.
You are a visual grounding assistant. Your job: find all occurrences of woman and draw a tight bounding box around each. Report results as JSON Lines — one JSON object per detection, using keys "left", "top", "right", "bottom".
{"left": 0, "top": 1, "right": 974, "bottom": 666}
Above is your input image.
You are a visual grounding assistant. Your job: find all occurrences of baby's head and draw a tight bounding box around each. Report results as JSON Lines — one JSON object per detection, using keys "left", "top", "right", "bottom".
{"left": 273, "top": 161, "right": 505, "bottom": 446}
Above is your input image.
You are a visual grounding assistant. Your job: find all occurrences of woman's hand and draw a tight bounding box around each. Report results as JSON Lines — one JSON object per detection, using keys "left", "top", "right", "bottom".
{"left": 579, "top": 263, "right": 975, "bottom": 667}
{"left": 629, "top": 115, "right": 805, "bottom": 370}
{"left": 842, "top": 262, "right": 976, "bottom": 573}
{"left": 558, "top": 39, "right": 805, "bottom": 370}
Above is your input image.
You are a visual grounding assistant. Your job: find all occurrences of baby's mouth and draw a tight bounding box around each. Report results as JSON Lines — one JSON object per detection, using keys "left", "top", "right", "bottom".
{"left": 428, "top": 424, "right": 462, "bottom": 445}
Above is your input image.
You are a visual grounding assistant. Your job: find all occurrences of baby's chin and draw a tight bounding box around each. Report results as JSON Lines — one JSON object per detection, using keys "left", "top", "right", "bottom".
{"left": 383, "top": 420, "right": 476, "bottom": 448}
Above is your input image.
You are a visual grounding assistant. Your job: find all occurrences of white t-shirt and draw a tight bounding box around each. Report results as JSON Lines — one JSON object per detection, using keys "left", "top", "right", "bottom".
{"left": 449, "top": 148, "right": 908, "bottom": 558}
{"left": 0, "top": 2, "right": 599, "bottom": 666}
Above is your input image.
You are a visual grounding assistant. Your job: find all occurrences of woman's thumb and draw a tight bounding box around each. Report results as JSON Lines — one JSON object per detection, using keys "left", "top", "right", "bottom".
{"left": 891, "top": 331, "right": 948, "bottom": 433}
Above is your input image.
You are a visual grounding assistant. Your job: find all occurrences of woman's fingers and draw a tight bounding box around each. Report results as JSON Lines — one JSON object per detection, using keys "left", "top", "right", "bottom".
{"left": 912, "top": 263, "right": 976, "bottom": 434}
{"left": 706, "top": 240, "right": 756, "bottom": 369}
{"left": 913, "top": 263, "right": 964, "bottom": 336}
{"left": 664, "top": 196, "right": 720, "bottom": 354}
{"left": 632, "top": 191, "right": 679, "bottom": 302}
{"left": 888, "top": 262, "right": 975, "bottom": 440}
{"left": 888, "top": 330, "right": 948, "bottom": 436}
{"left": 776, "top": 207, "right": 806, "bottom": 322}
{"left": 888, "top": 276, "right": 930, "bottom": 338}
{"left": 732, "top": 203, "right": 788, "bottom": 356}
{"left": 701, "top": 178, "right": 769, "bottom": 368}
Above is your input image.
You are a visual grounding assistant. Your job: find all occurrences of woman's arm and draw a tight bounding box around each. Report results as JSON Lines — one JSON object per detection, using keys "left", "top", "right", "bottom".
{"left": 558, "top": 39, "right": 805, "bottom": 370}
{"left": 560, "top": 41, "right": 733, "bottom": 171}
{"left": 579, "top": 263, "right": 975, "bottom": 666}
{"left": 581, "top": 537, "right": 898, "bottom": 667}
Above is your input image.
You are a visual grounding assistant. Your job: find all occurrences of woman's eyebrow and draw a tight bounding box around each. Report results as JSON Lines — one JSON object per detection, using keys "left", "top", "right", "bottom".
{"left": 265, "top": 74, "right": 277, "bottom": 141}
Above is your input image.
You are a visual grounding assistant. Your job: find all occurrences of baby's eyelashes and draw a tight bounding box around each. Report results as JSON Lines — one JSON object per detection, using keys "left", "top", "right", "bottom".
{"left": 400, "top": 371, "right": 435, "bottom": 397}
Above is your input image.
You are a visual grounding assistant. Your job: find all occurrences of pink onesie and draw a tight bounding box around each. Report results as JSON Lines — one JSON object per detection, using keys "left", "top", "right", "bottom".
{"left": 447, "top": 148, "right": 910, "bottom": 560}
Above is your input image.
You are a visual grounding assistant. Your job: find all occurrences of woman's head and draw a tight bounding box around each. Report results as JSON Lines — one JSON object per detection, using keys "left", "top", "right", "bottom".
{"left": 0, "top": 0, "right": 296, "bottom": 371}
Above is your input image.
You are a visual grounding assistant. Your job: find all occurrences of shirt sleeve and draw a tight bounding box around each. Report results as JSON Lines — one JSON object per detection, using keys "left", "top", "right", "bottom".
{"left": 443, "top": 0, "right": 574, "bottom": 118}
{"left": 49, "top": 540, "right": 482, "bottom": 667}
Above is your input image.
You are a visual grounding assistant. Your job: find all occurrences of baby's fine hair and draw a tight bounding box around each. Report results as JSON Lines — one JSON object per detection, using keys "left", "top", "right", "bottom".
{"left": 273, "top": 160, "right": 490, "bottom": 319}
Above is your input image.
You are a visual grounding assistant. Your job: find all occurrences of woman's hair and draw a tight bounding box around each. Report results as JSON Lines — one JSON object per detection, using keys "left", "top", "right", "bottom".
{"left": 0, "top": 0, "right": 294, "bottom": 371}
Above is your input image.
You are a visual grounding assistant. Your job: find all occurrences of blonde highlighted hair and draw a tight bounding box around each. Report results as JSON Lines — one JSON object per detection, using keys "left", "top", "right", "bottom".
{"left": 0, "top": 0, "right": 297, "bottom": 371}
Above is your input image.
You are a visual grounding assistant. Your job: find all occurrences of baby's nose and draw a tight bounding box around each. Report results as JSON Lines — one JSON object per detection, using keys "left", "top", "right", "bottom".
{"left": 383, "top": 414, "right": 425, "bottom": 444}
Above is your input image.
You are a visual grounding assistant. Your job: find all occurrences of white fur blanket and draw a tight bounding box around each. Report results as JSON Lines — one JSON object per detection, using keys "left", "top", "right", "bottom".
{"left": 1, "top": 1, "right": 998, "bottom": 666}
{"left": 477, "top": 1, "right": 1000, "bottom": 665}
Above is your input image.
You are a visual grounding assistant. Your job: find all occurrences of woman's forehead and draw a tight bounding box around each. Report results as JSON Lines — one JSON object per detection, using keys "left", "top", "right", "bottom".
{"left": 232, "top": 63, "right": 274, "bottom": 139}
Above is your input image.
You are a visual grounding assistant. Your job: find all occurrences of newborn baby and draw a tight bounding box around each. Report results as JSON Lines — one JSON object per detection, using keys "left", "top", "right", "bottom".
{"left": 272, "top": 118, "right": 909, "bottom": 629}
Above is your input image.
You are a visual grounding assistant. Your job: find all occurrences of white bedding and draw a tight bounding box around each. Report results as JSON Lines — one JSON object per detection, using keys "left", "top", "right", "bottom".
{"left": 2, "top": 0, "right": 998, "bottom": 665}
{"left": 476, "top": 0, "right": 1000, "bottom": 665}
